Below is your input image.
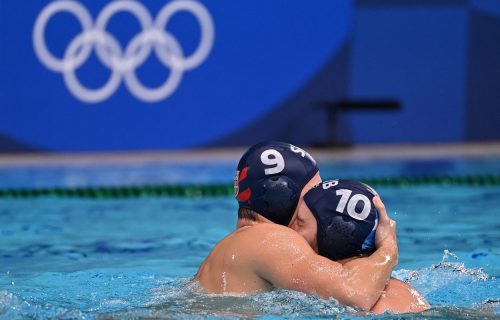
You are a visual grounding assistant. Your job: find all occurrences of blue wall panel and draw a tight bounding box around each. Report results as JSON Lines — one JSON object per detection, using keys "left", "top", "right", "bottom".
{"left": 465, "top": 4, "right": 500, "bottom": 140}
{"left": 0, "top": 0, "right": 499, "bottom": 152}
{"left": 0, "top": 0, "right": 350, "bottom": 151}
{"left": 347, "top": 5, "right": 468, "bottom": 143}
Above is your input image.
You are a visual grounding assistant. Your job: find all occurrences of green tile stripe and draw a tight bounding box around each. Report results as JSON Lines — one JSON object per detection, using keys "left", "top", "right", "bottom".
{"left": 0, "top": 175, "right": 498, "bottom": 198}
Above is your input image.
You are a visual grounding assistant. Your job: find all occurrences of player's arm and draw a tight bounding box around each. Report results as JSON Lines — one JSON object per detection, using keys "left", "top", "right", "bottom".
{"left": 371, "top": 278, "right": 430, "bottom": 314}
{"left": 255, "top": 197, "right": 397, "bottom": 311}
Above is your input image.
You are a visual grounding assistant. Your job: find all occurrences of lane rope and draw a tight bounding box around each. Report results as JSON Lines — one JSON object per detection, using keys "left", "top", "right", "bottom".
{"left": 0, "top": 175, "right": 499, "bottom": 198}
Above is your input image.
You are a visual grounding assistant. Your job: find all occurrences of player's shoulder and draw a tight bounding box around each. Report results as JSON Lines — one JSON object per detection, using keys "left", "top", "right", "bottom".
{"left": 247, "top": 222, "right": 299, "bottom": 235}
{"left": 244, "top": 223, "right": 312, "bottom": 250}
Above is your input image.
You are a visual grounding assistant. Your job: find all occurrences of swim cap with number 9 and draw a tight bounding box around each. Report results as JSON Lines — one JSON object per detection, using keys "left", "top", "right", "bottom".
{"left": 235, "top": 141, "right": 319, "bottom": 226}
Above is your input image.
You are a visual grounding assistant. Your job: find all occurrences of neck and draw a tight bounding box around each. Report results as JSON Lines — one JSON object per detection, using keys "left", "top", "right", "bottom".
{"left": 236, "top": 218, "right": 259, "bottom": 229}
{"left": 236, "top": 214, "right": 274, "bottom": 229}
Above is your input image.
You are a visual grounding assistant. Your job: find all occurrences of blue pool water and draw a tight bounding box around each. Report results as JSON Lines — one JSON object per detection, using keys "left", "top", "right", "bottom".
{"left": 0, "top": 157, "right": 499, "bottom": 319}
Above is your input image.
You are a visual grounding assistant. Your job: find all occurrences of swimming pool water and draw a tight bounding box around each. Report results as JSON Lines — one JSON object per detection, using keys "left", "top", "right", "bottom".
{"left": 0, "top": 158, "right": 499, "bottom": 319}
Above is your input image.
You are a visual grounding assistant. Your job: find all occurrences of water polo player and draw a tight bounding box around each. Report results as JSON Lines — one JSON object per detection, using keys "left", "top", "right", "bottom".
{"left": 197, "top": 172, "right": 399, "bottom": 312}
{"left": 228, "top": 141, "right": 429, "bottom": 313}
{"left": 234, "top": 141, "right": 380, "bottom": 260}
{"left": 235, "top": 141, "right": 379, "bottom": 259}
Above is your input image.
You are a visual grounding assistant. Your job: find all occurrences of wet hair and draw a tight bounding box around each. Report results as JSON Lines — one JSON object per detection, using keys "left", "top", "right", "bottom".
{"left": 237, "top": 207, "right": 258, "bottom": 221}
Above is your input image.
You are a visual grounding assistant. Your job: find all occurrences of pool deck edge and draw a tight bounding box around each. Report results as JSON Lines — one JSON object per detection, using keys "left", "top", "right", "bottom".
{"left": 0, "top": 142, "right": 499, "bottom": 167}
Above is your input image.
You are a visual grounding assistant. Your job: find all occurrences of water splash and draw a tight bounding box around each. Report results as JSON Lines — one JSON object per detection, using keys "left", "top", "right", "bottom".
{"left": 141, "top": 282, "right": 353, "bottom": 319}
{"left": 393, "top": 250, "right": 497, "bottom": 312}
{"left": 1, "top": 253, "right": 499, "bottom": 319}
{"left": 431, "top": 250, "right": 490, "bottom": 281}
{"left": 442, "top": 249, "right": 459, "bottom": 261}
{"left": 0, "top": 290, "right": 88, "bottom": 319}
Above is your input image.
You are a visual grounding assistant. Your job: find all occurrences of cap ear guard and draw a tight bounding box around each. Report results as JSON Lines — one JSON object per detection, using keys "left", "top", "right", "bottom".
{"left": 321, "top": 216, "right": 358, "bottom": 260}
{"left": 236, "top": 175, "right": 300, "bottom": 226}
{"left": 254, "top": 176, "right": 300, "bottom": 226}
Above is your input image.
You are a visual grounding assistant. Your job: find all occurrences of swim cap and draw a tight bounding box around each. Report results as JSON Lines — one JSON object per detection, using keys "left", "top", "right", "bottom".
{"left": 304, "top": 180, "right": 379, "bottom": 260}
{"left": 235, "top": 141, "right": 319, "bottom": 226}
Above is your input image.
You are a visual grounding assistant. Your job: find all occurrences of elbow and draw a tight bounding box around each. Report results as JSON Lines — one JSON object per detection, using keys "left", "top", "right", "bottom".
{"left": 346, "top": 295, "right": 378, "bottom": 312}
{"left": 356, "top": 301, "right": 376, "bottom": 311}
{"left": 358, "top": 299, "right": 377, "bottom": 312}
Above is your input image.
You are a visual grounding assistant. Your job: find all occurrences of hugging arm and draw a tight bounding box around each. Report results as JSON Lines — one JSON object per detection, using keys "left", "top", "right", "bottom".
{"left": 255, "top": 197, "right": 398, "bottom": 311}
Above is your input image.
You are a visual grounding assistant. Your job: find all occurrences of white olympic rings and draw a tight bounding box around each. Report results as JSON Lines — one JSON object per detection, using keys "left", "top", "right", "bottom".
{"left": 33, "top": 0, "right": 215, "bottom": 103}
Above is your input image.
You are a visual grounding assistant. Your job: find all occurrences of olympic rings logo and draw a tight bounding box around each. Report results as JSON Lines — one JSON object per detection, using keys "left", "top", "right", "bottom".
{"left": 33, "top": 0, "right": 215, "bottom": 103}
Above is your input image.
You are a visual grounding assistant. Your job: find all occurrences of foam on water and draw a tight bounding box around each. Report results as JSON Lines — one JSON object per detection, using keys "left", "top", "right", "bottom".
{"left": 1, "top": 251, "right": 499, "bottom": 319}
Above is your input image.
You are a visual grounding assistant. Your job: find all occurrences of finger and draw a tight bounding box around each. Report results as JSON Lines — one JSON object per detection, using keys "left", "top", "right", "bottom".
{"left": 390, "top": 219, "right": 397, "bottom": 231}
{"left": 373, "top": 196, "right": 385, "bottom": 210}
{"left": 373, "top": 196, "right": 389, "bottom": 223}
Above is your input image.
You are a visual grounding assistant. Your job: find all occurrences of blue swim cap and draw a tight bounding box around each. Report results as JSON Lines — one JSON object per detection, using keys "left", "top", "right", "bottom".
{"left": 304, "top": 180, "right": 379, "bottom": 260}
{"left": 235, "top": 141, "right": 319, "bottom": 226}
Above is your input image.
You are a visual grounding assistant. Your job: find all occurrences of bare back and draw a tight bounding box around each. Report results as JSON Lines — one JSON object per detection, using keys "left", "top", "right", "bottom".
{"left": 195, "top": 225, "right": 275, "bottom": 294}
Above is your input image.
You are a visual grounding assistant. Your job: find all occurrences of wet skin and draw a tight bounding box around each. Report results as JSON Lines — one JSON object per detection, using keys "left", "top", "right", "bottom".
{"left": 197, "top": 173, "right": 429, "bottom": 313}
{"left": 196, "top": 195, "right": 400, "bottom": 312}
{"left": 289, "top": 196, "right": 429, "bottom": 313}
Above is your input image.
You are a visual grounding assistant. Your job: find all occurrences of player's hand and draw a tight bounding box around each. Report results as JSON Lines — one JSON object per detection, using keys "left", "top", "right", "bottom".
{"left": 373, "top": 196, "right": 398, "bottom": 265}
